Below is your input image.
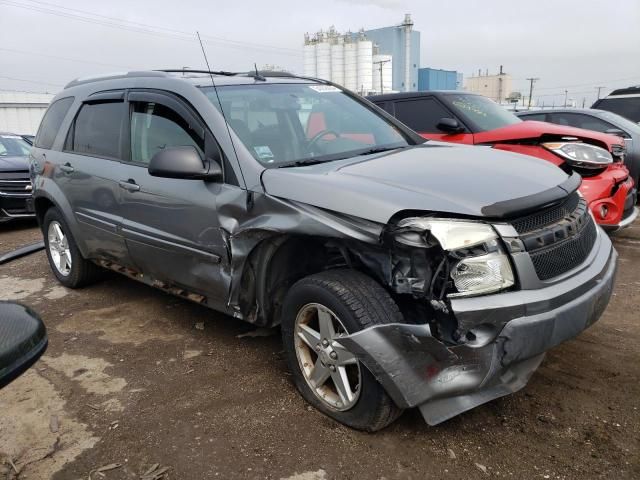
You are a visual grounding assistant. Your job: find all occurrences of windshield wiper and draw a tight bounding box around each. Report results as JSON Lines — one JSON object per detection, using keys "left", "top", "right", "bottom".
{"left": 277, "top": 158, "right": 334, "bottom": 168}
{"left": 356, "top": 145, "right": 406, "bottom": 156}
{"left": 277, "top": 145, "right": 408, "bottom": 168}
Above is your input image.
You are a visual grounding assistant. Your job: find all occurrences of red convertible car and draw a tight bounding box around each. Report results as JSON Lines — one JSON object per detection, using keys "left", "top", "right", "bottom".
{"left": 368, "top": 91, "right": 637, "bottom": 230}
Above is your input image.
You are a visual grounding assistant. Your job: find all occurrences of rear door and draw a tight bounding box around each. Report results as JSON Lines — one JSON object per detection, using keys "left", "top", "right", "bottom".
{"left": 117, "top": 90, "right": 230, "bottom": 301}
{"left": 389, "top": 96, "right": 474, "bottom": 144}
{"left": 58, "top": 92, "right": 133, "bottom": 266}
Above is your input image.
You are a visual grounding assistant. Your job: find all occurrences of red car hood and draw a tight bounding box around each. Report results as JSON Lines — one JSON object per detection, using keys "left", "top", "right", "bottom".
{"left": 473, "top": 120, "right": 622, "bottom": 149}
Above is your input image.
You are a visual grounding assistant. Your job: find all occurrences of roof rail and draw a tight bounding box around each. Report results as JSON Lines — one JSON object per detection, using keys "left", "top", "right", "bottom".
{"left": 158, "top": 69, "right": 238, "bottom": 77}
{"left": 64, "top": 71, "right": 166, "bottom": 89}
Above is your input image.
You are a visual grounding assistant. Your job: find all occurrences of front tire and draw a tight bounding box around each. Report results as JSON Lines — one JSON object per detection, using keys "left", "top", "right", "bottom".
{"left": 43, "top": 207, "right": 103, "bottom": 288}
{"left": 281, "top": 269, "right": 403, "bottom": 431}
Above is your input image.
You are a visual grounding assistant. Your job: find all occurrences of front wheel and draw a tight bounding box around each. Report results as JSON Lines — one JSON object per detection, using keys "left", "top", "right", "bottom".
{"left": 281, "top": 269, "right": 403, "bottom": 431}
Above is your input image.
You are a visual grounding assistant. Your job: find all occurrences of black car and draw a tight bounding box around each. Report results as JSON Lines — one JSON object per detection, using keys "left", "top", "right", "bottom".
{"left": 0, "top": 132, "right": 35, "bottom": 222}
{"left": 516, "top": 108, "right": 640, "bottom": 188}
{"left": 592, "top": 86, "right": 640, "bottom": 124}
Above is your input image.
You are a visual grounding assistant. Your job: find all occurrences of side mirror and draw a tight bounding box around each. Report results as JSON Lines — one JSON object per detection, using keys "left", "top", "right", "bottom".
{"left": 0, "top": 302, "right": 47, "bottom": 389}
{"left": 148, "top": 146, "right": 222, "bottom": 181}
{"left": 437, "top": 117, "right": 464, "bottom": 134}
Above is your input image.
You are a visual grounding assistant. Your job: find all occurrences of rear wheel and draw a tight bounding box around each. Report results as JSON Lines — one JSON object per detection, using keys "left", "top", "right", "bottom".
{"left": 43, "top": 207, "right": 103, "bottom": 288}
{"left": 281, "top": 269, "right": 403, "bottom": 431}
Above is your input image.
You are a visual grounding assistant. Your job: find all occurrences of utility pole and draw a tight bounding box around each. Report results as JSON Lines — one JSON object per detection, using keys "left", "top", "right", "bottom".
{"left": 373, "top": 59, "right": 391, "bottom": 94}
{"left": 564, "top": 89, "right": 568, "bottom": 108}
{"left": 526, "top": 77, "right": 539, "bottom": 109}
{"left": 596, "top": 86, "right": 605, "bottom": 99}
{"left": 582, "top": 97, "right": 586, "bottom": 108}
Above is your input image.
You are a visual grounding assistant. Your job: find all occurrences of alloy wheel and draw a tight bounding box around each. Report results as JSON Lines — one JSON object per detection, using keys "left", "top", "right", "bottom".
{"left": 294, "top": 303, "right": 361, "bottom": 411}
{"left": 47, "top": 220, "right": 72, "bottom": 276}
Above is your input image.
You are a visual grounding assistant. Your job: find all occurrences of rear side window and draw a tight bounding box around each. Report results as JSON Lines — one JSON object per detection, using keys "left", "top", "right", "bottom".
{"left": 548, "top": 113, "right": 616, "bottom": 134}
{"left": 393, "top": 98, "right": 452, "bottom": 133}
{"left": 34, "top": 96, "right": 74, "bottom": 149}
{"left": 520, "top": 113, "right": 546, "bottom": 122}
{"left": 68, "top": 102, "right": 125, "bottom": 159}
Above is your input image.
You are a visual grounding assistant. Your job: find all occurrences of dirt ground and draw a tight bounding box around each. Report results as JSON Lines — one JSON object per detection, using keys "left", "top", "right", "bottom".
{"left": 0, "top": 217, "right": 638, "bottom": 480}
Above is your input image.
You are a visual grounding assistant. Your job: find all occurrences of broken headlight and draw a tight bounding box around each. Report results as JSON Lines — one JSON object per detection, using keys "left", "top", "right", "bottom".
{"left": 394, "top": 218, "right": 514, "bottom": 298}
{"left": 542, "top": 142, "right": 612, "bottom": 169}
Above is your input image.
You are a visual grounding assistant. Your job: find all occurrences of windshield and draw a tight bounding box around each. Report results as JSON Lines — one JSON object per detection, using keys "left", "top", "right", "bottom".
{"left": 442, "top": 94, "right": 521, "bottom": 132}
{"left": 595, "top": 97, "right": 640, "bottom": 123}
{"left": 200, "top": 83, "right": 413, "bottom": 166}
{"left": 0, "top": 134, "right": 31, "bottom": 156}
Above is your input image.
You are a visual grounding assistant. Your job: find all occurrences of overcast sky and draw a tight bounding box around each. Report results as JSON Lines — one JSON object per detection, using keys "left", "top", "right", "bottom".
{"left": 1, "top": 0, "right": 639, "bottom": 106}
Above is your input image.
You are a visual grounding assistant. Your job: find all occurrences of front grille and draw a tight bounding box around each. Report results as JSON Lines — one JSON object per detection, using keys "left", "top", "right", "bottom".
{"left": 511, "top": 192, "right": 580, "bottom": 234}
{"left": 528, "top": 215, "right": 597, "bottom": 280}
{"left": 508, "top": 192, "right": 598, "bottom": 280}
{"left": 0, "top": 179, "right": 32, "bottom": 195}
{"left": 623, "top": 189, "right": 637, "bottom": 219}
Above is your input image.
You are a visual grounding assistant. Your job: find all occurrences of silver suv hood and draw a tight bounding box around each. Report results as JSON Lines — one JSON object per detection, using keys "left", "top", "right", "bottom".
{"left": 261, "top": 143, "right": 573, "bottom": 223}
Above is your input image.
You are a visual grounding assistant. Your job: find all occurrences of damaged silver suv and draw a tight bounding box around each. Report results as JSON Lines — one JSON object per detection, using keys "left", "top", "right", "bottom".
{"left": 30, "top": 70, "right": 617, "bottom": 431}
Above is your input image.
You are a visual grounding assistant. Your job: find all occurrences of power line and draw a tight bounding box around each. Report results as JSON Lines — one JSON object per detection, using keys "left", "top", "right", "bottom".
{"left": 0, "top": 87, "right": 55, "bottom": 94}
{"left": 524, "top": 75, "right": 640, "bottom": 92}
{"left": 1, "top": 0, "right": 302, "bottom": 57}
{"left": 0, "top": 47, "right": 134, "bottom": 69}
{"left": 0, "top": 75, "right": 64, "bottom": 88}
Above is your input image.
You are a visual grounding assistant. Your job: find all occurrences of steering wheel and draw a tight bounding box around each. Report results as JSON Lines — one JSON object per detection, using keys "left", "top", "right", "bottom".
{"left": 307, "top": 129, "right": 340, "bottom": 150}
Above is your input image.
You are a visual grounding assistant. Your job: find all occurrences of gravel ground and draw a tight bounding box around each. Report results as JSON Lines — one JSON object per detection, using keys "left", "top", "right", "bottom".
{"left": 0, "top": 218, "right": 638, "bottom": 480}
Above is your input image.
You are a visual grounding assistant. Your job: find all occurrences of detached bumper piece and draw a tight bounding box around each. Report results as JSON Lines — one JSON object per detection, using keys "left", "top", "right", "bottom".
{"left": 336, "top": 240, "right": 617, "bottom": 426}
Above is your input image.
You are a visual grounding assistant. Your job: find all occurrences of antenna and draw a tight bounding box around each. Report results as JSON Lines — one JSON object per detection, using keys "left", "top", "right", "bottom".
{"left": 195, "top": 31, "right": 232, "bottom": 181}
{"left": 253, "top": 62, "right": 266, "bottom": 81}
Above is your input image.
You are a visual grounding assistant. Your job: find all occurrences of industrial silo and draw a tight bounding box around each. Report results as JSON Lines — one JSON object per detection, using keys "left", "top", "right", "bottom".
{"left": 303, "top": 33, "right": 317, "bottom": 77}
{"left": 356, "top": 31, "right": 373, "bottom": 94}
{"left": 372, "top": 54, "right": 393, "bottom": 94}
{"left": 315, "top": 31, "right": 332, "bottom": 81}
{"left": 343, "top": 34, "right": 358, "bottom": 91}
{"left": 330, "top": 36, "right": 345, "bottom": 86}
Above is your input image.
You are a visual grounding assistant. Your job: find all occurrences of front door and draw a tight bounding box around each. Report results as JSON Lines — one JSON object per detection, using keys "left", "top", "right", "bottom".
{"left": 117, "top": 90, "right": 231, "bottom": 301}
{"left": 391, "top": 97, "right": 475, "bottom": 144}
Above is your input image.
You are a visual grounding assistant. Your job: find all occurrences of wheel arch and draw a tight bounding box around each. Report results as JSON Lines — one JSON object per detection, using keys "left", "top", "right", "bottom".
{"left": 235, "top": 233, "right": 365, "bottom": 327}
{"left": 33, "top": 191, "right": 89, "bottom": 258}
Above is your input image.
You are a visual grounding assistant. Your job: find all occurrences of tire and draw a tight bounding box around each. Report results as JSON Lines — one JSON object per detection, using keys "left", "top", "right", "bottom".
{"left": 281, "top": 269, "right": 404, "bottom": 431}
{"left": 42, "top": 207, "right": 103, "bottom": 288}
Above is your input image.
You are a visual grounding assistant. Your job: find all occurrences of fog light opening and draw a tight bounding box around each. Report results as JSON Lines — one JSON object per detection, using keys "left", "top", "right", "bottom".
{"left": 599, "top": 205, "right": 609, "bottom": 219}
{"left": 464, "top": 324, "right": 498, "bottom": 348}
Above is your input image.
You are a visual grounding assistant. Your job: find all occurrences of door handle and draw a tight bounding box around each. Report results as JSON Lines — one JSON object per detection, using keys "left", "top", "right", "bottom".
{"left": 118, "top": 179, "right": 140, "bottom": 192}
{"left": 60, "top": 162, "right": 74, "bottom": 173}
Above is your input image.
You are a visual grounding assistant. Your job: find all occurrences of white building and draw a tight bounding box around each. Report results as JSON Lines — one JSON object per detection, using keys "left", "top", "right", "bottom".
{"left": 464, "top": 68, "right": 513, "bottom": 103}
{"left": 303, "top": 24, "right": 402, "bottom": 95}
{"left": 0, "top": 91, "right": 54, "bottom": 135}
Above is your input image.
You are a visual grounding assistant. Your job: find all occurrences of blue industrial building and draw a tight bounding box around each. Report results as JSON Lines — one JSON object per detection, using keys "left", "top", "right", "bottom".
{"left": 417, "top": 68, "right": 461, "bottom": 91}
{"left": 364, "top": 18, "right": 420, "bottom": 92}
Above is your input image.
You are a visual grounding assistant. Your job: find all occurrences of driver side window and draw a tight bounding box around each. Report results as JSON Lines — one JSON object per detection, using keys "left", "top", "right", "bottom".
{"left": 130, "top": 102, "right": 204, "bottom": 165}
{"left": 393, "top": 98, "right": 453, "bottom": 133}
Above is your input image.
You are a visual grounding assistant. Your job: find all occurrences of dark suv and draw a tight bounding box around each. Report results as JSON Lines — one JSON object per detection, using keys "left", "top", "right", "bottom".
{"left": 31, "top": 71, "right": 617, "bottom": 431}
{"left": 1, "top": 132, "right": 35, "bottom": 222}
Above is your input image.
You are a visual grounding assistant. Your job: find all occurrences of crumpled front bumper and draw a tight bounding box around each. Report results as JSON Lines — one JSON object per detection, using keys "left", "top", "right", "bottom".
{"left": 336, "top": 233, "right": 617, "bottom": 425}
{"left": 582, "top": 168, "right": 636, "bottom": 229}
